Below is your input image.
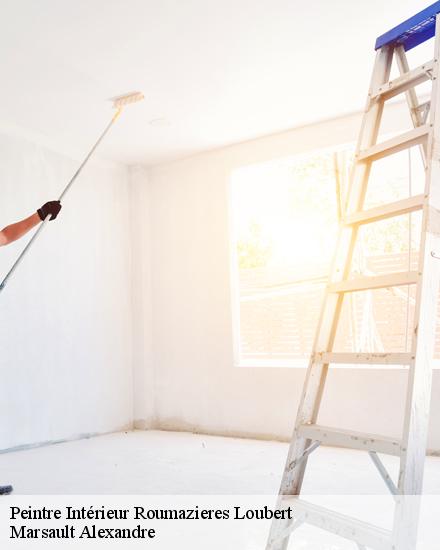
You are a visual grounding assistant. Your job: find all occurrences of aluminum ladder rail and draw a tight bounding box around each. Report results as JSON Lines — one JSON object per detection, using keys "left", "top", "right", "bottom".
{"left": 266, "top": 3, "right": 440, "bottom": 549}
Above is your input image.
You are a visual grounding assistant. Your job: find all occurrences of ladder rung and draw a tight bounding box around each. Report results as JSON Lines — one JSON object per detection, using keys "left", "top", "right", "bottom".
{"left": 329, "top": 271, "right": 418, "bottom": 293}
{"left": 297, "top": 424, "right": 401, "bottom": 456}
{"left": 314, "top": 352, "right": 414, "bottom": 366}
{"left": 278, "top": 499, "right": 393, "bottom": 550}
{"left": 371, "top": 60, "right": 434, "bottom": 100}
{"left": 358, "top": 125, "right": 430, "bottom": 162}
{"left": 344, "top": 194, "right": 424, "bottom": 225}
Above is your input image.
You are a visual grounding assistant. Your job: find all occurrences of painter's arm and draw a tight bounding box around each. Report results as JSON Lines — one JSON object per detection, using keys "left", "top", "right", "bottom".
{"left": 0, "top": 201, "right": 62, "bottom": 247}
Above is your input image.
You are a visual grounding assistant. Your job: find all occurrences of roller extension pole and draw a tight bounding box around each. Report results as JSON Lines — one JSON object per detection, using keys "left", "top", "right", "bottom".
{"left": 0, "top": 92, "right": 144, "bottom": 294}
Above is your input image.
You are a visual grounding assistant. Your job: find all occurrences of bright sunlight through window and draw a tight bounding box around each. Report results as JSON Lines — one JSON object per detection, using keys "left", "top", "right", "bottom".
{"left": 230, "top": 144, "right": 440, "bottom": 368}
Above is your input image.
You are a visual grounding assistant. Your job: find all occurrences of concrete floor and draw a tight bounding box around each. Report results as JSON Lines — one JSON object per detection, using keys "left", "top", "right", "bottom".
{"left": 0, "top": 430, "right": 439, "bottom": 495}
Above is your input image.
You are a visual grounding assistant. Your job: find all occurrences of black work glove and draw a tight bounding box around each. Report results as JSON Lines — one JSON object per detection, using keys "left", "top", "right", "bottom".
{"left": 37, "top": 201, "right": 62, "bottom": 221}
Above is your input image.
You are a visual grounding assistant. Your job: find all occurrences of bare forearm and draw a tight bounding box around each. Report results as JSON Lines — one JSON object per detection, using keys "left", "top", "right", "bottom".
{"left": 0, "top": 201, "right": 62, "bottom": 247}
{"left": 0, "top": 213, "right": 40, "bottom": 246}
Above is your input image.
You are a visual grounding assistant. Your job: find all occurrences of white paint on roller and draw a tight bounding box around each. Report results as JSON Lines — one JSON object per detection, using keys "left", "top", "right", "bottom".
{"left": 110, "top": 92, "right": 145, "bottom": 110}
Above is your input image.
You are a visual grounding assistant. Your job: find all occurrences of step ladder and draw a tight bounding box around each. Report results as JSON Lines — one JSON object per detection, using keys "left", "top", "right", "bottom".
{"left": 267, "top": 4, "right": 440, "bottom": 549}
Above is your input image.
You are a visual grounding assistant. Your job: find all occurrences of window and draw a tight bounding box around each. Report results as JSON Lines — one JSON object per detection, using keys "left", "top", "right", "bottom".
{"left": 230, "top": 143, "right": 439, "bottom": 368}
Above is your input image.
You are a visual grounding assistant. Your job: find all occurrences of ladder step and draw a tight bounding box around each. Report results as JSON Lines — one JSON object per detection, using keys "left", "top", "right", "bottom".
{"left": 375, "top": 3, "right": 440, "bottom": 51}
{"left": 344, "top": 194, "right": 424, "bottom": 226}
{"left": 276, "top": 499, "right": 392, "bottom": 550}
{"left": 329, "top": 271, "right": 418, "bottom": 293}
{"left": 371, "top": 60, "right": 434, "bottom": 100}
{"left": 358, "top": 125, "right": 430, "bottom": 162}
{"left": 297, "top": 424, "right": 401, "bottom": 456}
{"left": 314, "top": 352, "right": 414, "bottom": 366}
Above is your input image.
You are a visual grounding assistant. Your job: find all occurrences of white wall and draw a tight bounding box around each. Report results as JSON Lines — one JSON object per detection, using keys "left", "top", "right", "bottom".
{"left": 138, "top": 102, "right": 440, "bottom": 453}
{"left": 0, "top": 131, "right": 133, "bottom": 450}
{"left": 130, "top": 166, "right": 155, "bottom": 428}
{"left": 3, "top": 102, "right": 438, "bottom": 456}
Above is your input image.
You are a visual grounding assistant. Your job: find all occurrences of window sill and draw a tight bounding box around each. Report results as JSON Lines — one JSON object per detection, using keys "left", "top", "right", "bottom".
{"left": 236, "top": 358, "right": 440, "bottom": 370}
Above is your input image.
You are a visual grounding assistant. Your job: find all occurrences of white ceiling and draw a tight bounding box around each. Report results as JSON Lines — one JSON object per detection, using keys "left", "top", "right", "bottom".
{"left": 0, "top": 0, "right": 432, "bottom": 166}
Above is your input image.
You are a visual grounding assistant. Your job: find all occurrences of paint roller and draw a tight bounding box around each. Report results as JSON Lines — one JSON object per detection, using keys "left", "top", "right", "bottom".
{"left": 0, "top": 91, "right": 144, "bottom": 294}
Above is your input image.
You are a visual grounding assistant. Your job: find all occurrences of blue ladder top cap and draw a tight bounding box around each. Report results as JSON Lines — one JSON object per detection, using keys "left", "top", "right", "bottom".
{"left": 375, "top": 1, "right": 440, "bottom": 51}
